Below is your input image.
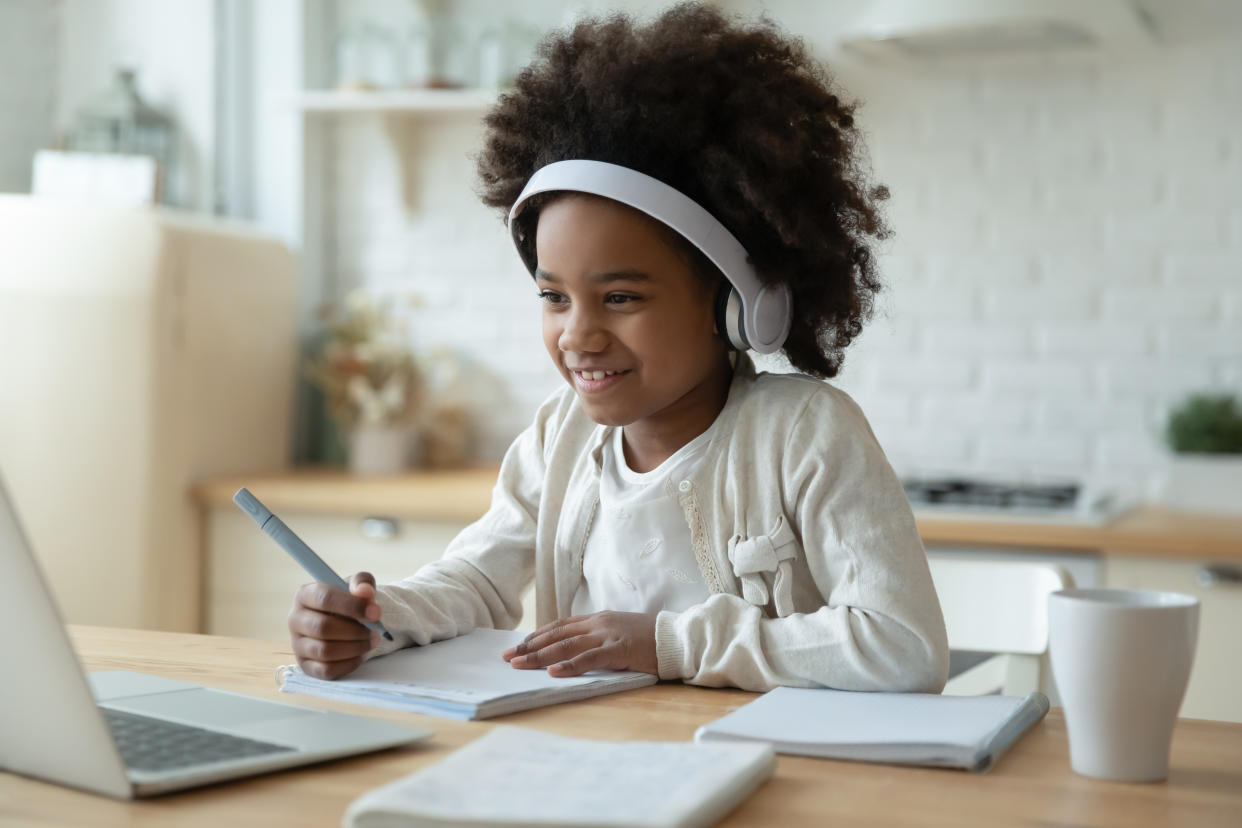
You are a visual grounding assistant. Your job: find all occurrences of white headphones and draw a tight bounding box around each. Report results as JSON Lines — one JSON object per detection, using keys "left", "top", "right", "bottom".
{"left": 507, "top": 159, "right": 793, "bottom": 354}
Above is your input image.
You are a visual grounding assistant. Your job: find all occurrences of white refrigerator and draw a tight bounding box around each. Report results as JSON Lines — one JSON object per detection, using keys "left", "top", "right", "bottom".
{"left": 0, "top": 195, "right": 299, "bottom": 632}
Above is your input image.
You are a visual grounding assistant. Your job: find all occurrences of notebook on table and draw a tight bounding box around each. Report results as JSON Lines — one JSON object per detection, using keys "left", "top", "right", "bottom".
{"left": 276, "top": 628, "right": 658, "bottom": 720}
{"left": 694, "top": 686, "right": 1049, "bottom": 772}
{"left": 343, "top": 726, "right": 776, "bottom": 828}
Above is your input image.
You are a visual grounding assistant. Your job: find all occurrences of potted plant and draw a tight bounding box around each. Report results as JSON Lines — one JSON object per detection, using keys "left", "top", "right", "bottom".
{"left": 1159, "top": 393, "right": 1242, "bottom": 515}
{"left": 306, "top": 290, "right": 425, "bottom": 476}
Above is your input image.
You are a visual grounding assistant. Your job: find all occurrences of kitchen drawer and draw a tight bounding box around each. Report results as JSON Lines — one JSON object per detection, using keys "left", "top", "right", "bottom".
{"left": 204, "top": 509, "right": 537, "bottom": 639}
{"left": 1103, "top": 555, "right": 1242, "bottom": 723}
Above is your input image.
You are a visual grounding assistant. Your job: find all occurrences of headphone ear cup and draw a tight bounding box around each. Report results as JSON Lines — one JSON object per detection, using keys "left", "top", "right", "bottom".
{"left": 714, "top": 283, "right": 730, "bottom": 338}
{"left": 714, "top": 283, "right": 748, "bottom": 351}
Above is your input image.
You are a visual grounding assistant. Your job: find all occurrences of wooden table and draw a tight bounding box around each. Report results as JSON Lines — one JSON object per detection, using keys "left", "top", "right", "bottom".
{"left": 2, "top": 627, "right": 1239, "bottom": 827}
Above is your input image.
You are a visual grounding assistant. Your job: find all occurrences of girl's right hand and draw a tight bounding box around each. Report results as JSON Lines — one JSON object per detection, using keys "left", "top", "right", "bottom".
{"left": 288, "top": 571, "right": 382, "bottom": 680}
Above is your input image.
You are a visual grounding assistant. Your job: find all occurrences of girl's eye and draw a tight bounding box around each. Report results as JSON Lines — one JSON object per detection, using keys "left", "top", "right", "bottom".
{"left": 606, "top": 294, "right": 639, "bottom": 305}
{"left": 538, "top": 290, "right": 567, "bottom": 305}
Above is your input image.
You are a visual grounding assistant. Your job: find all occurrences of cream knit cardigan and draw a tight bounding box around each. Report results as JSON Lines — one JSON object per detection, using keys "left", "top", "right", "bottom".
{"left": 369, "top": 354, "right": 949, "bottom": 693}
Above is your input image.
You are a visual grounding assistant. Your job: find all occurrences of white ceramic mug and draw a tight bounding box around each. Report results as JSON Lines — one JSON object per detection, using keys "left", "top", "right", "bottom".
{"left": 1048, "top": 588, "right": 1199, "bottom": 782}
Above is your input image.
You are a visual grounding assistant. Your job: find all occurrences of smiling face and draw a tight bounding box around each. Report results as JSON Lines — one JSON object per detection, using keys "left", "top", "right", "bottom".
{"left": 533, "top": 194, "right": 732, "bottom": 451}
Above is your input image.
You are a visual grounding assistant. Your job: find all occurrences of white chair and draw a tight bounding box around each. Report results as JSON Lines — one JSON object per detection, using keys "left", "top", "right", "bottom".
{"left": 929, "top": 557, "right": 1072, "bottom": 697}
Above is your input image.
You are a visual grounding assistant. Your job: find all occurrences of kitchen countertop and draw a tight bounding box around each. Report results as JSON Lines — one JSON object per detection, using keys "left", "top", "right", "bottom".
{"left": 193, "top": 468, "right": 1242, "bottom": 562}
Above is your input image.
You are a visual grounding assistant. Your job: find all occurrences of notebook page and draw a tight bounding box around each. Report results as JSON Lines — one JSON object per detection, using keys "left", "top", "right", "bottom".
{"left": 344, "top": 726, "right": 775, "bottom": 828}
{"left": 701, "top": 686, "right": 1026, "bottom": 748}
{"left": 296, "top": 628, "right": 651, "bottom": 705}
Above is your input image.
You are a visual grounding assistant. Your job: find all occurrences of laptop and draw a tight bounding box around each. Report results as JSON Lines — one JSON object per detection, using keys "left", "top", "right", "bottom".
{"left": 0, "top": 474, "right": 431, "bottom": 798}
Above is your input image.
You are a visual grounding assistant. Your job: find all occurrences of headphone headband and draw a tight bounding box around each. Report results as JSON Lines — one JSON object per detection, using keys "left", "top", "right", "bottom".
{"left": 507, "top": 160, "right": 792, "bottom": 354}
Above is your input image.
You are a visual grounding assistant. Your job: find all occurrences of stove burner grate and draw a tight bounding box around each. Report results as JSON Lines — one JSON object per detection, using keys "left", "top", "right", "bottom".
{"left": 902, "top": 478, "right": 1080, "bottom": 510}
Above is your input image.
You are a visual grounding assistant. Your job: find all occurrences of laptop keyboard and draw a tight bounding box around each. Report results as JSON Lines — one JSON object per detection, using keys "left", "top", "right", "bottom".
{"left": 101, "top": 707, "right": 295, "bottom": 772}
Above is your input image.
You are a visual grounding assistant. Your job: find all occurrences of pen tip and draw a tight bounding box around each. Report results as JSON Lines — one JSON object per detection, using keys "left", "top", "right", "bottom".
{"left": 383, "top": 632, "right": 394, "bottom": 641}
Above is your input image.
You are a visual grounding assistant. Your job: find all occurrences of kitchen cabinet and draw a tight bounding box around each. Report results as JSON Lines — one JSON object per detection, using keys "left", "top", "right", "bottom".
{"left": 1103, "top": 555, "right": 1242, "bottom": 723}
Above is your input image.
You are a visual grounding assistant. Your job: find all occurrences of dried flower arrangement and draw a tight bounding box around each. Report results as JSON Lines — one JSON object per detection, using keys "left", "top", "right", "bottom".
{"left": 305, "top": 290, "right": 425, "bottom": 432}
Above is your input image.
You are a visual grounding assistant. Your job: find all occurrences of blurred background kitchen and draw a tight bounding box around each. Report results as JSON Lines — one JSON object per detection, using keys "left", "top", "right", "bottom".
{"left": 1, "top": 1, "right": 1239, "bottom": 720}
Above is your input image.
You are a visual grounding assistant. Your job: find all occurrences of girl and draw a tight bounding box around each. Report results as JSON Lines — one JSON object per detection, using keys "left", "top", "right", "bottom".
{"left": 287, "top": 3, "right": 948, "bottom": 693}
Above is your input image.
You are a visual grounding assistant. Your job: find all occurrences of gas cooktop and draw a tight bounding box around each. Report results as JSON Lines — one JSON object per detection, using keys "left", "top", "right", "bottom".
{"left": 900, "top": 476, "right": 1133, "bottom": 525}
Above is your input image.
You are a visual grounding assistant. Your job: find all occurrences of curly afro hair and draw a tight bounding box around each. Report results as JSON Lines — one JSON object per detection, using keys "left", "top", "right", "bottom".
{"left": 475, "top": 2, "right": 890, "bottom": 379}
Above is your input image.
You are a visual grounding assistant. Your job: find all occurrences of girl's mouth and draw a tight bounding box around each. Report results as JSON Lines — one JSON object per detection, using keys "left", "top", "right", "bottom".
{"left": 571, "top": 369, "right": 631, "bottom": 393}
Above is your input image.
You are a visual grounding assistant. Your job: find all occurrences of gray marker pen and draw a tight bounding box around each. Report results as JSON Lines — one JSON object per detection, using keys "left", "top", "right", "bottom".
{"left": 233, "top": 487, "right": 394, "bottom": 642}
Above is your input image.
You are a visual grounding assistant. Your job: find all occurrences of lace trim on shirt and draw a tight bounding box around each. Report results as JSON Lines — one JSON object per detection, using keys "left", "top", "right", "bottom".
{"left": 574, "top": 497, "right": 599, "bottom": 581}
{"left": 678, "top": 487, "right": 725, "bottom": 595}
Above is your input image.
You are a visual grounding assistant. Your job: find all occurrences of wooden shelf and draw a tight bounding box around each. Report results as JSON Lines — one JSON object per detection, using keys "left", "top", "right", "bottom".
{"left": 294, "top": 88, "right": 499, "bottom": 114}
{"left": 192, "top": 466, "right": 499, "bottom": 523}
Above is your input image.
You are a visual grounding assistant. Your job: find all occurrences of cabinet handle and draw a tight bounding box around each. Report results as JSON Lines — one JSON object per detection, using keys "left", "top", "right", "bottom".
{"left": 360, "top": 517, "right": 400, "bottom": 541}
{"left": 1196, "top": 564, "right": 1242, "bottom": 588}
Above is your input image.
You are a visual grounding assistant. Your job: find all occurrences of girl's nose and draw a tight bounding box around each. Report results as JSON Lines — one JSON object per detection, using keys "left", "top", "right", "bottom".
{"left": 558, "top": 306, "right": 609, "bottom": 353}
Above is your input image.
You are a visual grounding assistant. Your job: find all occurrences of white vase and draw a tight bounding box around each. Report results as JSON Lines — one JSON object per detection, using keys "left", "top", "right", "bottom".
{"left": 1155, "top": 453, "right": 1242, "bottom": 515}
{"left": 347, "top": 424, "right": 418, "bottom": 477}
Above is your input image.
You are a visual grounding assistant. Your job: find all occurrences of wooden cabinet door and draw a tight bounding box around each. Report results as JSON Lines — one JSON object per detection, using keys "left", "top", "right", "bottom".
{"left": 1103, "top": 556, "right": 1242, "bottom": 723}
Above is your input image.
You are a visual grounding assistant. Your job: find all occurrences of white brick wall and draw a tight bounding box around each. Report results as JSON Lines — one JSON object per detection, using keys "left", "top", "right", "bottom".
{"left": 323, "top": 11, "right": 1242, "bottom": 491}
{"left": 830, "top": 35, "right": 1242, "bottom": 489}
{"left": 0, "top": 0, "right": 57, "bottom": 194}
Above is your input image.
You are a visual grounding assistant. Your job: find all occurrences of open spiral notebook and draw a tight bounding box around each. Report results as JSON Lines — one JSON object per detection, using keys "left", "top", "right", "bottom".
{"left": 275, "top": 628, "right": 658, "bottom": 720}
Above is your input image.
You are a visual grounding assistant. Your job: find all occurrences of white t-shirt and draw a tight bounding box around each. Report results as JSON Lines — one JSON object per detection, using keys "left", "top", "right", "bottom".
{"left": 571, "top": 424, "right": 716, "bottom": 617}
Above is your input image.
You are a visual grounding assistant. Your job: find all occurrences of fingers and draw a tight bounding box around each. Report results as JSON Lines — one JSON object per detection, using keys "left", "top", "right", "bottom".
{"left": 292, "top": 632, "right": 376, "bottom": 665}
{"left": 350, "top": 571, "right": 377, "bottom": 601}
{"left": 503, "top": 614, "right": 592, "bottom": 661}
{"left": 288, "top": 574, "right": 383, "bottom": 682}
{"left": 288, "top": 606, "right": 375, "bottom": 642}
{"left": 349, "top": 573, "right": 382, "bottom": 620}
{"left": 547, "top": 646, "right": 615, "bottom": 677}
{"left": 296, "top": 653, "right": 365, "bottom": 681}
{"left": 508, "top": 633, "right": 599, "bottom": 669}
{"left": 296, "top": 581, "right": 376, "bottom": 622}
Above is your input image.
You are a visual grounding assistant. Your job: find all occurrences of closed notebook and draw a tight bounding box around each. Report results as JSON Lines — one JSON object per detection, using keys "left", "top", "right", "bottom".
{"left": 343, "top": 726, "right": 776, "bottom": 828}
{"left": 275, "top": 628, "right": 657, "bottom": 721}
{"left": 694, "top": 686, "right": 1049, "bottom": 772}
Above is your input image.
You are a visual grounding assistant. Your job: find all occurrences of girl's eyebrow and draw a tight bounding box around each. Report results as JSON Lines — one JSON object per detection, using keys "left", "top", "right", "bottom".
{"left": 534, "top": 267, "right": 651, "bottom": 284}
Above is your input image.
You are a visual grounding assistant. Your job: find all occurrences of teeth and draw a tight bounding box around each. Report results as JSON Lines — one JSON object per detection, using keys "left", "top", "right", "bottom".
{"left": 590, "top": 371, "right": 606, "bottom": 380}
{"left": 577, "top": 370, "right": 624, "bottom": 381}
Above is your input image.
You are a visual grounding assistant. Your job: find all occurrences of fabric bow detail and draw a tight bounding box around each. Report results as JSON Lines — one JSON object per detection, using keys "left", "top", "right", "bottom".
{"left": 727, "top": 515, "right": 798, "bottom": 617}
